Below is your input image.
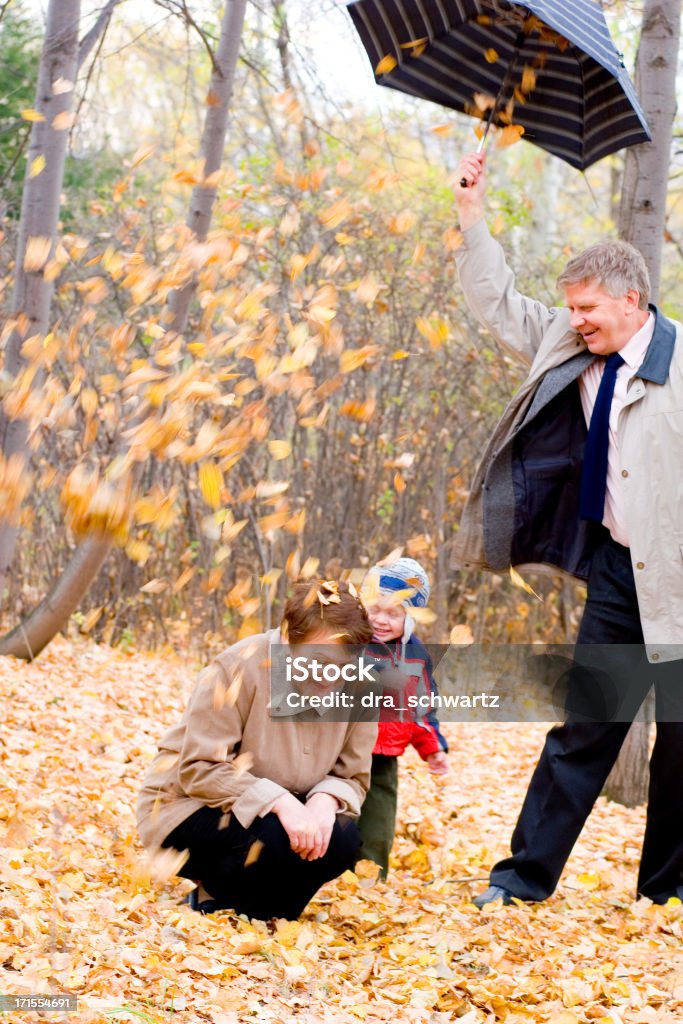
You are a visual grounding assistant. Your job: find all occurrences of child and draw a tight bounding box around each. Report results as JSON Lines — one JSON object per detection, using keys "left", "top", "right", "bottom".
{"left": 358, "top": 557, "right": 449, "bottom": 878}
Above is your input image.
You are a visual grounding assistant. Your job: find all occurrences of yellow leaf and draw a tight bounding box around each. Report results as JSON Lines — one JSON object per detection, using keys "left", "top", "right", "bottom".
{"left": 23, "top": 236, "right": 52, "bottom": 271}
{"left": 473, "top": 92, "right": 496, "bottom": 112}
{"left": 268, "top": 439, "right": 291, "bottom": 460}
{"left": 375, "top": 54, "right": 397, "bottom": 75}
{"left": 52, "top": 110, "right": 75, "bottom": 131}
{"left": 28, "top": 154, "right": 45, "bottom": 178}
{"left": 449, "top": 624, "right": 474, "bottom": 645}
{"left": 199, "top": 463, "right": 223, "bottom": 510}
{"left": 139, "top": 578, "right": 168, "bottom": 594}
{"left": 484, "top": 48, "right": 499, "bottom": 63}
{"left": 409, "top": 606, "right": 436, "bottom": 625}
{"left": 392, "top": 350, "right": 410, "bottom": 360}
{"left": 430, "top": 123, "right": 453, "bottom": 137}
{"left": 497, "top": 124, "right": 525, "bottom": 148}
{"left": 521, "top": 65, "right": 537, "bottom": 94}
{"left": 399, "top": 37, "right": 427, "bottom": 49}
{"left": 79, "top": 606, "right": 103, "bottom": 634}
{"left": 394, "top": 472, "right": 406, "bottom": 494}
{"left": 21, "top": 108, "right": 45, "bottom": 122}
{"left": 340, "top": 345, "right": 379, "bottom": 373}
{"left": 300, "top": 556, "right": 320, "bottom": 579}
{"left": 339, "top": 395, "right": 376, "bottom": 421}
{"left": 244, "top": 840, "right": 264, "bottom": 867}
{"left": 415, "top": 316, "right": 449, "bottom": 350}
{"left": 356, "top": 273, "right": 381, "bottom": 304}
{"left": 509, "top": 565, "right": 542, "bottom": 600}
{"left": 319, "top": 198, "right": 352, "bottom": 230}
{"left": 173, "top": 566, "right": 195, "bottom": 593}
{"left": 576, "top": 871, "right": 602, "bottom": 890}
{"left": 51, "top": 77, "right": 74, "bottom": 95}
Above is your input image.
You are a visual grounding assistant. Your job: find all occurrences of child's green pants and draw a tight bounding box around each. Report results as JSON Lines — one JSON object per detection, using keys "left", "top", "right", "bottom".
{"left": 358, "top": 753, "right": 399, "bottom": 878}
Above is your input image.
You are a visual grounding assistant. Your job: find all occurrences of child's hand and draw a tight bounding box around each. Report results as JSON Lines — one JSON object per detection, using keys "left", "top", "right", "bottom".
{"left": 426, "top": 751, "right": 449, "bottom": 776}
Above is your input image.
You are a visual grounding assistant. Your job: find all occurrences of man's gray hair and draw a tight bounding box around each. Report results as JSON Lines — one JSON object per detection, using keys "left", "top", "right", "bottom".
{"left": 557, "top": 240, "right": 650, "bottom": 309}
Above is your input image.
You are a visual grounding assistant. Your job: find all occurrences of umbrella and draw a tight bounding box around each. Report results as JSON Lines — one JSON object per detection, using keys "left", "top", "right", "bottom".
{"left": 346, "top": 0, "right": 650, "bottom": 171}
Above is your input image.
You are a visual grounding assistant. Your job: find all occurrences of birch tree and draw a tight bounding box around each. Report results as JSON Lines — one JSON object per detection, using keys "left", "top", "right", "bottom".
{"left": 605, "top": 0, "right": 682, "bottom": 807}
{"left": 0, "top": 0, "right": 248, "bottom": 659}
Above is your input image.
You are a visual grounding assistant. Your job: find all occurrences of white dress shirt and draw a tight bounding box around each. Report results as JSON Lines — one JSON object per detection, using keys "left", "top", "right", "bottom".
{"left": 578, "top": 313, "right": 654, "bottom": 547}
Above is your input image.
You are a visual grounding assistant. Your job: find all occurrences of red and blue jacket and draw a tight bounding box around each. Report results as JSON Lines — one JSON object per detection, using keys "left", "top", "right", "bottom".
{"left": 365, "top": 630, "right": 449, "bottom": 761}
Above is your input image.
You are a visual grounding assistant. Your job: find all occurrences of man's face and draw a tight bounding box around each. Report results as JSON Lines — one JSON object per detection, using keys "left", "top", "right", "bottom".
{"left": 563, "top": 280, "right": 642, "bottom": 355}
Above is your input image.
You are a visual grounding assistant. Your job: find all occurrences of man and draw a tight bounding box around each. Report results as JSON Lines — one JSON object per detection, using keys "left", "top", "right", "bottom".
{"left": 454, "top": 151, "right": 683, "bottom": 908}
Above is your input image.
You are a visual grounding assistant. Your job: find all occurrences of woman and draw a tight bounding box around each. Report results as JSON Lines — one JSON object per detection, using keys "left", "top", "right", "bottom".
{"left": 137, "top": 580, "right": 376, "bottom": 920}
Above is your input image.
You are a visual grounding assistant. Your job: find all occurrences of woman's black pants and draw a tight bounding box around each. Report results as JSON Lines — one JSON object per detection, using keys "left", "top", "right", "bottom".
{"left": 163, "top": 801, "right": 360, "bottom": 920}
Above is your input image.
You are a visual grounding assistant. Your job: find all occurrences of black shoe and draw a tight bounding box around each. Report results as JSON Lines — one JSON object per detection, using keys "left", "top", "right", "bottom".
{"left": 644, "top": 883, "right": 683, "bottom": 905}
{"left": 473, "top": 885, "right": 516, "bottom": 909}
{"left": 185, "top": 888, "right": 218, "bottom": 915}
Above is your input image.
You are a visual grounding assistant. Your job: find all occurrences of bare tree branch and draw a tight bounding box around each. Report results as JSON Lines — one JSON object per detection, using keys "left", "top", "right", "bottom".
{"left": 77, "top": 0, "right": 124, "bottom": 70}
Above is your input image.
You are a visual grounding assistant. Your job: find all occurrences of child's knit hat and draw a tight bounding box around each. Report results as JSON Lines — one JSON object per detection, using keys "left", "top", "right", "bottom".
{"left": 368, "top": 556, "right": 430, "bottom": 608}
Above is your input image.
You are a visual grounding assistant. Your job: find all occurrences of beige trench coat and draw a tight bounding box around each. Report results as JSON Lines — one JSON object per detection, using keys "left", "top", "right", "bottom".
{"left": 453, "top": 220, "right": 683, "bottom": 662}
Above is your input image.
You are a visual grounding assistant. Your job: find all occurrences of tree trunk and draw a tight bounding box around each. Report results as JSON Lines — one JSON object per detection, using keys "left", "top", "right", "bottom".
{"left": 0, "top": 536, "right": 112, "bottom": 659}
{"left": 166, "top": 0, "right": 248, "bottom": 334}
{"left": 618, "top": 0, "right": 680, "bottom": 300}
{"left": 0, "top": 0, "right": 81, "bottom": 597}
{"left": 0, "top": 0, "right": 248, "bottom": 659}
{"left": 606, "top": 0, "right": 681, "bottom": 806}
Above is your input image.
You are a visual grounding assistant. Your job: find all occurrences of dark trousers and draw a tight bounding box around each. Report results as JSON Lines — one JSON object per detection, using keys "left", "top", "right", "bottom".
{"left": 490, "top": 535, "right": 683, "bottom": 902}
{"left": 163, "top": 802, "right": 361, "bottom": 920}
{"left": 358, "top": 753, "right": 399, "bottom": 877}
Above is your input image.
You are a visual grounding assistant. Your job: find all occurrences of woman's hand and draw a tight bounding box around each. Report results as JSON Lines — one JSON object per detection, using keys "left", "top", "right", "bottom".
{"left": 272, "top": 791, "right": 339, "bottom": 860}
{"left": 302, "top": 792, "right": 339, "bottom": 861}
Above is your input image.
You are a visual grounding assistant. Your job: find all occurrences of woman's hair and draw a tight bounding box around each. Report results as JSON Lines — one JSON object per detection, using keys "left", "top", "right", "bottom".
{"left": 282, "top": 580, "right": 372, "bottom": 644}
{"left": 557, "top": 240, "right": 650, "bottom": 309}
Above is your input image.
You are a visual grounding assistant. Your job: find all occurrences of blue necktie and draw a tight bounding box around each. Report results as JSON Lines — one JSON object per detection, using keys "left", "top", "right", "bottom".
{"left": 579, "top": 352, "right": 625, "bottom": 522}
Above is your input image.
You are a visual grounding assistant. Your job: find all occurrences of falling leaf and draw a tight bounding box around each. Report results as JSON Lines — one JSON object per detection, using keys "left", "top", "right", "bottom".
{"left": 510, "top": 565, "right": 542, "bottom": 600}
{"left": 52, "top": 110, "right": 75, "bottom": 131}
{"left": 375, "top": 54, "right": 398, "bottom": 75}
{"left": 473, "top": 92, "right": 496, "bottom": 112}
{"left": 244, "top": 840, "right": 264, "bottom": 866}
{"left": 23, "top": 236, "right": 52, "bottom": 271}
{"left": 268, "top": 439, "right": 291, "bottom": 460}
{"left": 521, "top": 65, "right": 537, "bottom": 94}
{"left": 21, "top": 108, "right": 45, "bottom": 122}
{"left": 140, "top": 578, "right": 168, "bottom": 594}
{"left": 393, "top": 472, "right": 406, "bottom": 494}
{"left": 340, "top": 345, "right": 379, "bottom": 373}
{"left": 409, "top": 606, "right": 436, "bottom": 625}
{"left": 79, "top": 606, "right": 103, "bottom": 634}
{"left": 430, "top": 124, "right": 453, "bottom": 137}
{"left": 28, "top": 154, "right": 45, "bottom": 178}
{"left": 319, "top": 199, "right": 352, "bottom": 230}
{"left": 449, "top": 623, "right": 474, "bottom": 645}
{"left": 173, "top": 566, "right": 195, "bottom": 592}
{"left": 199, "top": 463, "right": 223, "bottom": 510}
{"left": 497, "top": 124, "right": 526, "bottom": 147}
{"left": 484, "top": 48, "right": 499, "bottom": 63}
{"left": 51, "top": 77, "right": 74, "bottom": 94}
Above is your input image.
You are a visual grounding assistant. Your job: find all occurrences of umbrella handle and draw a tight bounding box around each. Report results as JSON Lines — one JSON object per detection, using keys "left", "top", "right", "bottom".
{"left": 459, "top": 27, "right": 526, "bottom": 188}
{"left": 459, "top": 133, "right": 488, "bottom": 187}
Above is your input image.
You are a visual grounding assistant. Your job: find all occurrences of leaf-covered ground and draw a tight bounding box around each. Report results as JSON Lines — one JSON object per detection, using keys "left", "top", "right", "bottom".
{"left": 1, "top": 639, "right": 682, "bottom": 1024}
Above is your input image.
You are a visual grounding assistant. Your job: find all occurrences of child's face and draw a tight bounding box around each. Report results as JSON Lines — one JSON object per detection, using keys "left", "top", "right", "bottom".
{"left": 367, "top": 595, "right": 407, "bottom": 642}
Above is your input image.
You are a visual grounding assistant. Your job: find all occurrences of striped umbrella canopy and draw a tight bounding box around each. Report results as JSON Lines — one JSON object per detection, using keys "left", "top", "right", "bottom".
{"left": 346, "top": 0, "right": 650, "bottom": 170}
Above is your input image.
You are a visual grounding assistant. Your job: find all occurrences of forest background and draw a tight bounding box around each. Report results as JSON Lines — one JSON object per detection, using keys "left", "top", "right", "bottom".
{"left": 4, "top": 0, "right": 681, "bottom": 663}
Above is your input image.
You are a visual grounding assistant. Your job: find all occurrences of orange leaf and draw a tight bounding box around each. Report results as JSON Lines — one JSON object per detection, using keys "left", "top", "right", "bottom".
{"left": 375, "top": 54, "right": 397, "bottom": 75}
